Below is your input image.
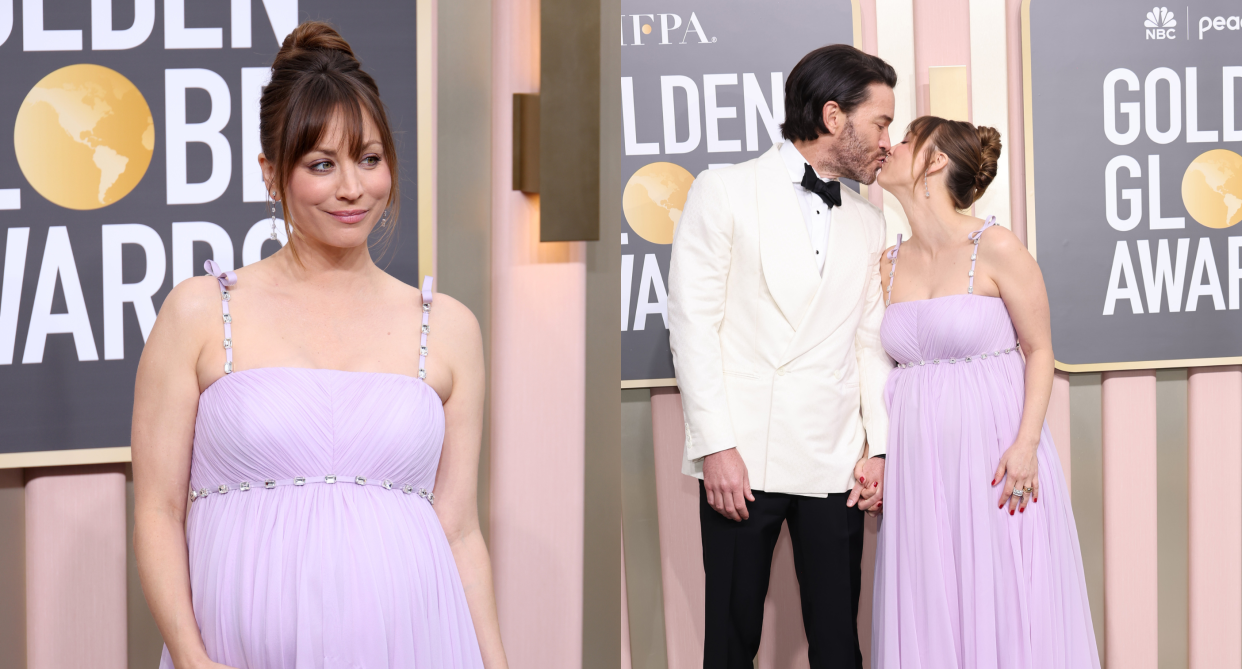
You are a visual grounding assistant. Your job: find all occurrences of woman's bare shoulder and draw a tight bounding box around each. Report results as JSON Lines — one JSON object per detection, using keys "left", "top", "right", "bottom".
{"left": 428, "top": 292, "right": 481, "bottom": 343}
{"left": 157, "top": 276, "right": 225, "bottom": 335}
{"left": 978, "top": 224, "right": 1027, "bottom": 258}
{"left": 139, "top": 275, "right": 222, "bottom": 377}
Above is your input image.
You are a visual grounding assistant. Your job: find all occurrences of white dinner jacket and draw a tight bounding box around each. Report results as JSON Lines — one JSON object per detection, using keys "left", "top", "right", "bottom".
{"left": 667, "top": 143, "right": 892, "bottom": 496}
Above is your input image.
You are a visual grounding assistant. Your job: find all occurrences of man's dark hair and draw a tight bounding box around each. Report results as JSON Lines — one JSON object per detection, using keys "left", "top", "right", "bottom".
{"left": 780, "top": 44, "right": 897, "bottom": 142}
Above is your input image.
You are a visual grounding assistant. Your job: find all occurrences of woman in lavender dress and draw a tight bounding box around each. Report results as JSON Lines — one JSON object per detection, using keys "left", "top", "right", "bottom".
{"left": 131, "top": 22, "right": 506, "bottom": 669}
{"left": 870, "top": 116, "right": 1099, "bottom": 668}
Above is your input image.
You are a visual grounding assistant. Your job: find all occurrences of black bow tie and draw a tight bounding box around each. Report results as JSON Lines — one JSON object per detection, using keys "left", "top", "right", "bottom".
{"left": 801, "top": 163, "right": 841, "bottom": 208}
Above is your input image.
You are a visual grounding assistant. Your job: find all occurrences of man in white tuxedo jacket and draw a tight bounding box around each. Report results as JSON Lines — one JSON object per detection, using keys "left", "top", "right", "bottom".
{"left": 667, "top": 45, "right": 896, "bottom": 669}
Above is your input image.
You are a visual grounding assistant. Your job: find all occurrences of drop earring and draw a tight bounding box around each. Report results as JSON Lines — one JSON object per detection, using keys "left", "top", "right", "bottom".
{"left": 378, "top": 209, "right": 390, "bottom": 228}
{"left": 924, "top": 172, "right": 931, "bottom": 198}
{"left": 268, "top": 191, "right": 279, "bottom": 241}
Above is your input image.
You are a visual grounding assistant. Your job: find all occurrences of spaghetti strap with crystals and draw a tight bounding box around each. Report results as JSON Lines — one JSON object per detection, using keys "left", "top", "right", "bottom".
{"left": 418, "top": 276, "right": 433, "bottom": 380}
{"left": 967, "top": 215, "right": 998, "bottom": 295}
{"left": 204, "top": 260, "right": 238, "bottom": 374}
{"left": 885, "top": 234, "right": 903, "bottom": 307}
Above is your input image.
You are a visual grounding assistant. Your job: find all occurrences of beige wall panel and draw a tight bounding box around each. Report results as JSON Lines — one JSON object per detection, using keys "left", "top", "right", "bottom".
{"left": 968, "top": 0, "right": 1012, "bottom": 228}
{"left": 928, "top": 66, "right": 968, "bottom": 122}
{"left": 876, "top": 0, "right": 915, "bottom": 248}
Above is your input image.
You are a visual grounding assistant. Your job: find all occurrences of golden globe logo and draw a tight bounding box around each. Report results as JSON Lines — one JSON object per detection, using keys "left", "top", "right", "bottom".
{"left": 620, "top": 162, "right": 693, "bottom": 333}
{"left": 622, "top": 162, "right": 693, "bottom": 245}
{"left": 14, "top": 65, "right": 154, "bottom": 210}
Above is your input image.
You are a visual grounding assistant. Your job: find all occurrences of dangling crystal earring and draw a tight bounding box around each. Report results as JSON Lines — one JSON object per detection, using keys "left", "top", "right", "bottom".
{"left": 378, "top": 209, "right": 390, "bottom": 228}
{"left": 924, "top": 172, "right": 931, "bottom": 198}
{"left": 268, "top": 191, "right": 279, "bottom": 241}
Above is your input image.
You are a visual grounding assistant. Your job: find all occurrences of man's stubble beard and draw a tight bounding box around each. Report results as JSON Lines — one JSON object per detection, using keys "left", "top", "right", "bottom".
{"left": 817, "top": 118, "right": 883, "bottom": 185}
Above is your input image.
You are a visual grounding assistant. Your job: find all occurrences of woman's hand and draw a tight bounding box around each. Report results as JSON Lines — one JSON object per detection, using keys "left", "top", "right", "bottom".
{"left": 993, "top": 440, "right": 1039, "bottom": 515}
{"left": 848, "top": 456, "right": 886, "bottom": 516}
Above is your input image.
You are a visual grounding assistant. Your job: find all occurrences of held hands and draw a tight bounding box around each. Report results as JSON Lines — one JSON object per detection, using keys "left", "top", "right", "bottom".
{"left": 703, "top": 448, "right": 755, "bottom": 522}
{"left": 993, "top": 439, "right": 1040, "bottom": 515}
{"left": 847, "top": 456, "right": 885, "bottom": 515}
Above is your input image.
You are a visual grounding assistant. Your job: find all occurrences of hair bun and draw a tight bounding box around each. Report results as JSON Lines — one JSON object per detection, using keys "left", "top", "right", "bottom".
{"left": 273, "top": 21, "right": 359, "bottom": 73}
{"left": 973, "top": 126, "right": 1002, "bottom": 200}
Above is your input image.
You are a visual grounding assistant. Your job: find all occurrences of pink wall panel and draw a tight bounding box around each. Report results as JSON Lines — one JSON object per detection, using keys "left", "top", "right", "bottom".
{"left": 489, "top": 0, "right": 588, "bottom": 666}
{"left": 25, "top": 465, "right": 127, "bottom": 669}
{"left": 1101, "top": 371, "right": 1159, "bottom": 669}
{"left": 913, "top": 0, "right": 971, "bottom": 116}
{"left": 1187, "top": 367, "right": 1242, "bottom": 669}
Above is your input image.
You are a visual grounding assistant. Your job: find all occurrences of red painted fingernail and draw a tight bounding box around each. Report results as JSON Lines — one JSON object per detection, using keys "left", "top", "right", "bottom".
{"left": 991, "top": 478, "right": 996, "bottom": 485}
{"left": 860, "top": 477, "right": 866, "bottom": 484}
{"left": 1020, "top": 506, "right": 1025, "bottom": 513}
{"left": 1010, "top": 509, "right": 1015, "bottom": 516}
{"left": 873, "top": 482, "right": 879, "bottom": 488}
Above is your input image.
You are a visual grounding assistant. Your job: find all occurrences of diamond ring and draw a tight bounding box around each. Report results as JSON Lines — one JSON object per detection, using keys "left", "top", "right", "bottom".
{"left": 1012, "top": 486, "right": 1024, "bottom": 497}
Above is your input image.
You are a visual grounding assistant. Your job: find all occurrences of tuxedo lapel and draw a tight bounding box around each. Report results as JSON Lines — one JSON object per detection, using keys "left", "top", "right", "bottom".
{"left": 756, "top": 146, "right": 820, "bottom": 330}
{"left": 778, "top": 190, "right": 869, "bottom": 366}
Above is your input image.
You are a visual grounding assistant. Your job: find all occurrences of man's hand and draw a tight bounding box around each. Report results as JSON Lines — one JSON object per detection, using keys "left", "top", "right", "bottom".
{"left": 703, "top": 448, "right": 755, "bottom": 522}
{"left": 847, "top": 456, "right": 885, "bottom": 515}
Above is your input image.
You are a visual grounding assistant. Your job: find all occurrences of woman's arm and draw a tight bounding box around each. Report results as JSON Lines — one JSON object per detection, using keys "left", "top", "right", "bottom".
{"left": 984, "top": 226, "right": 1054, "bottom": 512}
{"left": 429, "top": 295, "right": 508, "bottom": 669}
{"left": 131, "top": 277, "right": 228, "bottom": 669}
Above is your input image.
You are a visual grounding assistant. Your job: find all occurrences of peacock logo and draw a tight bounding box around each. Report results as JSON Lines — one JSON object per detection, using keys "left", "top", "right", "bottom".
{"left": 1145, "top": 7, "right": 1178, "bottom": 39}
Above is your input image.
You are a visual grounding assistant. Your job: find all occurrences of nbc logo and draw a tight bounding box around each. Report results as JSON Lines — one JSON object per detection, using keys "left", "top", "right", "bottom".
{"left": 1145, "top": 6, "right": 1177, "bottom": 39}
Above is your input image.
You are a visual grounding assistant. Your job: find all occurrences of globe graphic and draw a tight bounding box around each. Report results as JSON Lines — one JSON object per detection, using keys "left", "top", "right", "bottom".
{"left": 622, "top": 162, "right": 695, "bottom": 244}
{"left": 1181, "top": 149, "right": 1242, "bottom": 229}
{"left": 14, "top": 64, "right": 154, "bottom": 210}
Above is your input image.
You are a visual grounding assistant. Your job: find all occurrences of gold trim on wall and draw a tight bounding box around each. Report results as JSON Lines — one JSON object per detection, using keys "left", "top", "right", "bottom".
{"left": 1055, "top": 356, "right": 1242, "bottom": 373}
{"left": 418, "top": 0, "right": 438, "bottom": 284}
{"left": 621, "top": 378, "right": 677, "bottom": 390}
{"left": 851, "top": 0, "right": 862, "bottom": 48}
{"left": 1022, "top": 0, "right": 1037, "bottom": 260}
{"left": 0, "top": 447, "right": 131, "bottom": 470}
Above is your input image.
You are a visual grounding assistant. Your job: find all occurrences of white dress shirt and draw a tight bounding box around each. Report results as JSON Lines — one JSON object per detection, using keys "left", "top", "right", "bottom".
{"left": 779, "top": 140, "right": 835, "bottom": 275}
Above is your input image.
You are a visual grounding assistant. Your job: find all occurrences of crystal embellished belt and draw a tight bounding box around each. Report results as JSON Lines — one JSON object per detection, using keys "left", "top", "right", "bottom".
{"left": 895, "top": 342, "right": 1021, "bottom": 370}
{"left": 190, "top": 475, "right": 434, "bottom": 504}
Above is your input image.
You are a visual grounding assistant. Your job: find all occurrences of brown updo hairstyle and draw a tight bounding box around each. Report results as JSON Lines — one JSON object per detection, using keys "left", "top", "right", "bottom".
{"left": 906, "top": 116, "right": 1002, "bottom": 210}
{"left": 259, "top": 21, "right": 399, "bottom": 260}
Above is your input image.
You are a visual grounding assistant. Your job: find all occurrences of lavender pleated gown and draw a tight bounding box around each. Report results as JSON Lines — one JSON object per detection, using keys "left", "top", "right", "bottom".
{"left": 871, "top": 220, "right": 1100, "bottom": 668}
{"left": 158, "top": 264, "right": 484, "bottom": 668}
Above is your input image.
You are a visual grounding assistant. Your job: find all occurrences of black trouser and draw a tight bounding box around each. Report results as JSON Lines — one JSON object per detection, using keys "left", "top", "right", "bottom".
{"left": 700, "top": 481, "right": 864, "bottom": 669}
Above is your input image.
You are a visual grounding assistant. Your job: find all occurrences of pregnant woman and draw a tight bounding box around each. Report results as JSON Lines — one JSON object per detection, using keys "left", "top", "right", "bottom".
{"left": 132, "top": 22, "right": 505, "bottom": 669}
{"left": 870, "top": 116, "right": 1099, "bottom": 668}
